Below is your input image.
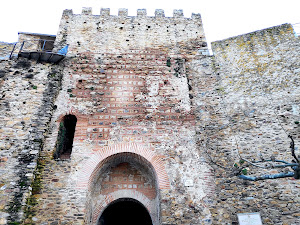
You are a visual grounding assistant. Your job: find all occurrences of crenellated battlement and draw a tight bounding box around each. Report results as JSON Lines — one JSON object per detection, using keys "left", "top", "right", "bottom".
{"left": 62, "top": 7, "right": 202, "bottom": 20}
{"left": 57, "top": 7, "right": 206, "bottom": 54}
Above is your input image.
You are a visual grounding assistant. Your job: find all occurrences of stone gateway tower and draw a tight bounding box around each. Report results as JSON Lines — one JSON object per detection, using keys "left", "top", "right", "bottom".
{"left": 0, "top": 7, "right": 299, "bottom": 225}
{"left": 50, "top": 8, "right": 214, "bottom": 224}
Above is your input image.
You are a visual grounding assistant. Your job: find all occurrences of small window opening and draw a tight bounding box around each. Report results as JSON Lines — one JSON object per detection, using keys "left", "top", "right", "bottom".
{"left": 54, "top": 115, "right": 77, "bottom": 160}
{"left": 38, "top": 37, "right": 55, "bottom": 51}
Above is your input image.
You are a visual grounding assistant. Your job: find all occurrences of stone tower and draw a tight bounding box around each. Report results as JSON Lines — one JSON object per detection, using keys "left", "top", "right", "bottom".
{"left": 38, "top": 7, "right": 214, "bottom": 224}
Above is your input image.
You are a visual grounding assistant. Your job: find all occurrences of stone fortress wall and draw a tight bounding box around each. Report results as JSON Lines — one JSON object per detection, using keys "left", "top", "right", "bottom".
{"left": 0, "top": 42, "right": 14, "bottom": 59}
{"left": 0, "top": 7, "right": 299, "bottom": 225}
{"left": 0, "top": 58, "right": 63, "bottom": 224}
{"left": 194, "top": 23, "right": 300, "bottom": 224}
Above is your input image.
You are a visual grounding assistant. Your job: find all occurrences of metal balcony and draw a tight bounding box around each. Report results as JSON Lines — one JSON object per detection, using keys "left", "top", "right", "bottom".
{"left": 9, "top": 39, "right": 68, "bottom": 63}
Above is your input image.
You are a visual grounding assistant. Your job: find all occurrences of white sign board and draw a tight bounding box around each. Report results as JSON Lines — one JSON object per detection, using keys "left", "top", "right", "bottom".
{"left": 238, "top": 212, "right": 262, "bottom": 225}
{"left": 184, "top": 179, "right": 194, "bottom": 187}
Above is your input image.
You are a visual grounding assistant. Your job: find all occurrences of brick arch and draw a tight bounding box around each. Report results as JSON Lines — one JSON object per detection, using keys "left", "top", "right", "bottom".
{"left": 92, "top": 190, "right": 154, "bottom": 224}
{"left": 76, "top": 143, "right": 170, "bottom": 190}
{"left": 56, "top": 109, "right": 83, "bottom": 122}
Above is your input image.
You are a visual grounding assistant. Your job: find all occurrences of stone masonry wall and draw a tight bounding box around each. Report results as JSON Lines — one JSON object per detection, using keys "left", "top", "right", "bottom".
{"left": 0, "top": 58, "right": 63, "bottom": 224}
{"left": 1, "top": 7, "right": 299, "bottom": 225}
{"left": 55, "top": 8, "right": 207, "bottom": 54}
{"left": 0, "top": 42, "right": 14, "bottom": 59}
{"left": 194, "top": 24, "right": 300, "bottom": 224}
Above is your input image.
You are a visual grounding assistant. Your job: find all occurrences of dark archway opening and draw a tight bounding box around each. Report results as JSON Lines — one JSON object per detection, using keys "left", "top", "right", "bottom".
{"left": 54, "top": 114, "right": 77, "bottom": 159}
{"left": 98, "top": 198, "right": 153, "bottom": 225}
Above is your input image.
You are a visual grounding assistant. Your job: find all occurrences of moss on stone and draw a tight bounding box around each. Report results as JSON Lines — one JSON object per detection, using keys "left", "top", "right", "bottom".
{"left": 23, "top": 155, "right": 46, "bottom": 223}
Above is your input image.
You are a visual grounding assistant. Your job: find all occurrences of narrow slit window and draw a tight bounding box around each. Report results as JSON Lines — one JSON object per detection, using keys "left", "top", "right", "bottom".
{"left": 54, "top": 115, "right": 77, "bottom": 159}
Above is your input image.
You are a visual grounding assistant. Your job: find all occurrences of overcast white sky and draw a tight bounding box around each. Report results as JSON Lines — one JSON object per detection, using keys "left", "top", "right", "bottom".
{"left": 1, "top": 0, "right": 300, "bottom": 46}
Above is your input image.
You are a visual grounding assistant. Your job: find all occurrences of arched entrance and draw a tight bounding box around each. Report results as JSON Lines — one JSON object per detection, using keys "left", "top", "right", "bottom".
{"left": 98, "top": 198, "right": 152, "bottom": 225}
{"left": 79, "top": 143, "right": 170, "bottom": 224}
{"left": 85, "top": 152, "right": 161, "bottom": 224}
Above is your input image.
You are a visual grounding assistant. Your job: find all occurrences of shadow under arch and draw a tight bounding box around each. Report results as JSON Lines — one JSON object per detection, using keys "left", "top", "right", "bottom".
{"left": 76, "top": 143, "right": 170, "bottom": 190}
{"left": 85, "top": 151, "right": 161, "bottom": 225}
{"left": 90, "top": 152, "right": 159, "bottom": 194}
{"left": 97, "top": 198, "right": 153, "bottom": 225}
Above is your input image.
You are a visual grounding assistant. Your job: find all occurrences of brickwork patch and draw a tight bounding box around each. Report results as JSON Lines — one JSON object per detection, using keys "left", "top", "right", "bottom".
{"left": 76, "top": 142, "right": 170, "bottom": 190}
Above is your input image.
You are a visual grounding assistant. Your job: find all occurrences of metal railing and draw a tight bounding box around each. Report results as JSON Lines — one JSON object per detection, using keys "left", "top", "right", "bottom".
{"left": 9, "top": 39, "right": 55, "bottom": 59}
